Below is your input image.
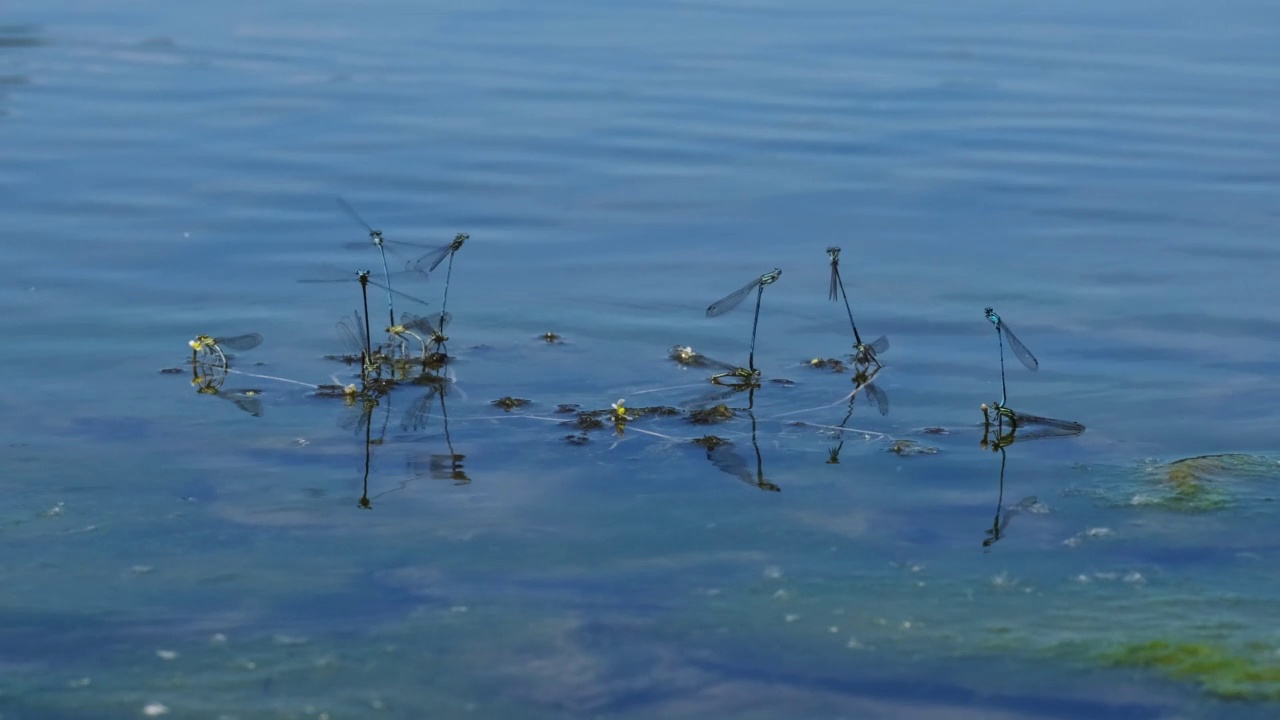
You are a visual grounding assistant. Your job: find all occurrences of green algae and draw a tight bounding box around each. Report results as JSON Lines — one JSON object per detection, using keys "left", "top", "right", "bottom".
{"left": 1103, "top": 640, "right": 1280, "bottom": 700}
{"left": 1132, "top": 454, "right": 1280, "bottom": 512}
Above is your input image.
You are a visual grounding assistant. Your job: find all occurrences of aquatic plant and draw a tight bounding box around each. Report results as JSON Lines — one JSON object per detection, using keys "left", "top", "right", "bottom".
{"left": 1103, "top": 640, "right": 1280, "bottom": 700}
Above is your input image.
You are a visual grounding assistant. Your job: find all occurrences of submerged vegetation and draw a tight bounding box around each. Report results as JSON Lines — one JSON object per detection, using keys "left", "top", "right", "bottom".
{"left": 1103, "top": 640, "right": 1280, "bottom": 700}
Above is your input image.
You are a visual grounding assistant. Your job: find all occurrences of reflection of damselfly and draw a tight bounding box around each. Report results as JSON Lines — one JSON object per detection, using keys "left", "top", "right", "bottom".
{"left": 190, "top": 362, "right": 263, "bottom": 416}
{"left": 682, "top": 378, "right": 759, "bottom": 412}
{"left": 852, "top": 366, "right": 889, "bottom": 417}
{"left": 982, "top": 444, "right": 1042, "bottom": 548}
{"left": 401, "top": 382, "right": 469, "bottom": 485}
{"left": 826, "top": 367, "right": 888, "bottom": 463}
{"left": 189, "top": 332, "right": 262, "bottom": 366}
{"left": 827, "top": 247, "right": 888, "bottom": 367}
{"left": 339, "top": 386, "right": 390, "bottom": 439}
{"left": 701, "top": 391, "right": 778, "bottom": 493}
{"left": 706, "top": 268, "right": 781, "bottom": 374}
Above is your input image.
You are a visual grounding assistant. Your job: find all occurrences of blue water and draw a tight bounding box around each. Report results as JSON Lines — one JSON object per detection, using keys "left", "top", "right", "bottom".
{"left": 4, "top": 1, "right": 1280, "bottom": 717}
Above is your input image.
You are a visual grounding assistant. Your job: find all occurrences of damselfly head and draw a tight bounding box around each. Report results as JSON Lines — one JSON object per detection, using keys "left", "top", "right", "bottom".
{"left": 761, "top": 268, "right": 782, "bottom": 285}
{"left": 826, "top": 246, "right": 841, "bottom": 260}
{"left": 983, "top": 307, "right": 998, "bottom": 324}
{"left": 370, "top": 230, "right": 383, "bottom": 243}
{"left": 451, "top": 232, "right": 469, "bottom": 251}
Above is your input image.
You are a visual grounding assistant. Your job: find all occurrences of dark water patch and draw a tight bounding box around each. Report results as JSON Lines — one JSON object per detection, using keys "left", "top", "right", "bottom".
{"left": 682, "top": 651, "right": 1175, "bottom": 720}
{"left": 64, "top": 416, "right": 156, "bottom": 442}
{"left": 0, "top": 25, "right": 47, "bottom": 49}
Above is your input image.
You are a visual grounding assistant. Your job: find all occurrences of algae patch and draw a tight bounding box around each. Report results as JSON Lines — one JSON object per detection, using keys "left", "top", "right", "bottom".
{"left": 1129, "top": 454, "right": 1280, "bottom": 512}
{"left": 1104, "top": 640, "right": 1280, "bottom": 700}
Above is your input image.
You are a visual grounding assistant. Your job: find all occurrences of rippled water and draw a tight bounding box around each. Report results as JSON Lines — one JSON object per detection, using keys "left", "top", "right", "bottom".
{"left": 4, "top": 1, "right": 1280, "bottom": 717}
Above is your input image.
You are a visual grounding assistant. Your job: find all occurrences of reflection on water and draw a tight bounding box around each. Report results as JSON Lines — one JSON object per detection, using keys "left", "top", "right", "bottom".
{"left": 700, "top": 385, "right": 780, "bottom": 492}
{"left": 980, "top": 404, "right": 1085, "bottom": 547}
{"left": 826, "top": 365, "right": 888, "bottom": 464}
{"left": 0, "top": 25, "right": 41, "bottom": 116}
{"left": 191, "top": 361, "right": 263, "bottom": 417}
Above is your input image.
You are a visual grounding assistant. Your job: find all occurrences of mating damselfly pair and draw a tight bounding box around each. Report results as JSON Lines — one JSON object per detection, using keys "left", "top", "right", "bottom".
{"left": 693, "top": 250, "right": 884, "bottom": 385}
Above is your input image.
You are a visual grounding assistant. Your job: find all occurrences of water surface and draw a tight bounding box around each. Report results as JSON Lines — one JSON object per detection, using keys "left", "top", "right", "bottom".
{"left": 3, "top": 1, "right": 1280, "bottom": 717}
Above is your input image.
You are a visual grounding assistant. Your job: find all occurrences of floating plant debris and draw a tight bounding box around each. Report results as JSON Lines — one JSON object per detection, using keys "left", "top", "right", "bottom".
{"left": 692, "top": 435, "right": 728, "bottom": 451}
{"left": 689, "top": 404, "right": 735, "bottom": 425}
{"left": 889, "top": 439, "right": 937, "bottom": 456}
{"left": 808, "top": 357, "right": 847, "bottom": 372}
{"left": 492, "top": 397, "right": 531, "bottom": 411}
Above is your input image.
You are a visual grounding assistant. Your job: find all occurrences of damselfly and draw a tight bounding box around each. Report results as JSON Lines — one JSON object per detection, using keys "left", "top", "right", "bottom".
{"left": 706, "top": 268, "right": 781, "bottom": 374}
{"left": 299, "top": 266, "right": 431, "bottom": 310}
{"left": 189, "top": 332, "right": 262, "bottom": 367}
{"left": 981, "top": 403, "right": 1084, "bottom": 437}
{"left": 337, "top": 197, "right": 440, "bottom": 327}
{"left": 336, "top": 309, "right": 381, "bottom": 378}
{"left": 827, "top": 247, "right": 889, "bottom": 367}
{"left": 983, "top": 307, "right": 1038, "bottom": 407}
{"left": 403, "top": 311, "right": 450, "bottom": 349}
{"left": 670, "top": 346, "right": 760, "bottom": 385}
{"left": 407, "top": 233, "right": 468, "bottom": 337}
